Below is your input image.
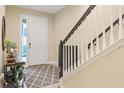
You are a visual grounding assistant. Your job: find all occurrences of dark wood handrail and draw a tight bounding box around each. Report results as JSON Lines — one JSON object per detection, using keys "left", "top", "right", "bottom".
{"left": 62, "top": 5, "right": 96, "bottom": 44}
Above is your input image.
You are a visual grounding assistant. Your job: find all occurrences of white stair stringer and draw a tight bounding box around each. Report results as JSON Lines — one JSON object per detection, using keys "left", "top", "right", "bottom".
{"left": 42, "top": 79, "right": 64, "bottom": 88}
{"left": 42, "top": 82, "right": 62, "bottom": 88}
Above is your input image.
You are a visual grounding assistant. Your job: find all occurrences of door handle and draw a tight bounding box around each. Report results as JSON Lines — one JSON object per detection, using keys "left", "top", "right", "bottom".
{"left": 29, "top": 42, "right": 31, "bottom": 46}
{"left": 29, "top": 42, "right": 31, "bottom": 49}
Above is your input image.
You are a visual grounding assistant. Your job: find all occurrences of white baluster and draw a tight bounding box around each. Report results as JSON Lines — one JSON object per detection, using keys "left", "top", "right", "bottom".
{"left": 71, "top": 34, "right": 75, "bottom": 71}
{"left": 102, "top": 6, "right": 106, "bottom": 50}
{"left": 69, "top": 37, "right": 73, "bottom": 72}
{"left": 63, "top": 45, "right": 66, "bottom": 75}
{"left": 110, "top": 6, "right": 114, "bottom": 45}
{"left": 81, "top": 38, "right": 85, "bottom": 64}
{"left": 68, "top": 45, "right": 70, "bottom": 73}
{"left": 80, "top": 24, "right": 85, "bottom": 64}
{"left": 77, "top": 26, "right": 81, "bottom": 67}
{"left": 67, "top": 45, "right": 69, "bottom": 73}
{"left": 75, "top": 32, "right": 78, "bottom": 68}
{"left": 72, "top": 32, "right": 76, "bottom": 69}
{"left": 65, "top": 45, "right": 67, "bottom": 75}
{"left": 96, "top": 6, "right": 100, "bottom": 54}
{"left": 90, "top": 11, "right": 94, "bottom": 58}
{"left": 71, "top": 44, "right": 73, "bottom": 71}
{"left": 77, "top": 44, "right": 80, "bottom": 67}
{"left": 71, "top": 34, "right": 75, "bottom": 69}
{"left": 74, "top": 45, "right": 76, "bottom": 69}
{"left": 90, "top": 40, "right": 94, "bottom": 58}
{"left": 119, "top": 6, "right": 123, "bottom": 39}
{"left": 85, "top": 19, "right": 88, "bottom": 61}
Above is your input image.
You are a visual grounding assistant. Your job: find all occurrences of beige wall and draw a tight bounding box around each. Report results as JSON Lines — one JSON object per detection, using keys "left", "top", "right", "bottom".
{"left": 54, "top": 5, "right": 89, "bottom": 61}
{"left": 6, "top": 5, "right": 55, "bottom": 61}
{"left": 0, "top": 5, "right": 5, "bottom": 73}
{"left": 62, "top": 45, "right": 124, "bottom": 88}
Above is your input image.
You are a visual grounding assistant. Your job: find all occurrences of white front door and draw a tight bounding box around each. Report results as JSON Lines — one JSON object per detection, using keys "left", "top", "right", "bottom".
{"left": 28, "top": 15, "right": 48, "bottom": 66}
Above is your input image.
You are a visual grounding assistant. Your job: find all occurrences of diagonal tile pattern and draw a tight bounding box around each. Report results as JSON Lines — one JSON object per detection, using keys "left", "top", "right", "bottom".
{"left": 24, "top": 64, "right": 59, "bottom": 88}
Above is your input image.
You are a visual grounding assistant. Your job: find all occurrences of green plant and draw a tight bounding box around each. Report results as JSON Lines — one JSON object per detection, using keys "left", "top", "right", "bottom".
{"left": 4, "top": 40, "right": 17, "bottom": 53}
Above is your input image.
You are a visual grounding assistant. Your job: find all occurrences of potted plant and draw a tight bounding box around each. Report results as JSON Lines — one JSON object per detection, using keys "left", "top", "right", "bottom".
{"left": 4, "top": 40, "right": 17, "bottom": 53}
{"left": 4, "top": 40, "right": 17, "bottom": 63}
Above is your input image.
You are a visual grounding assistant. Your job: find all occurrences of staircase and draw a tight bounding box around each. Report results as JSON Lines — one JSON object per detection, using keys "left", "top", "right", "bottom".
{"left": 58, "top": 5, "right": 124, "bottom": 87}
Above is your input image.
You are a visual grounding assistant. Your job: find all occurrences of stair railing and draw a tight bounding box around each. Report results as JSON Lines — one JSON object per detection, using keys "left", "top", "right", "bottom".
{"left": 59, "top": 5, "right": 124, "bottom": 78}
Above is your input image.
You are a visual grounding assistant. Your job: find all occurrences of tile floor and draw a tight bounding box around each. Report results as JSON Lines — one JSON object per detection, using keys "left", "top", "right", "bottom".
{"left": 24, "top": 64, "right": 59, "bottom": 88}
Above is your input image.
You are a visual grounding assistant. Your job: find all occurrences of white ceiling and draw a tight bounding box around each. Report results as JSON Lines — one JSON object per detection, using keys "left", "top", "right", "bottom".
{"left": 16, "top": 5, "right": 66, "bottom": 14}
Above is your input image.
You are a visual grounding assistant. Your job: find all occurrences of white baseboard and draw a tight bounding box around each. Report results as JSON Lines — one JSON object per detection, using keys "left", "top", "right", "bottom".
{"left": 26, "top": 61, "right": 58, "bottom": 67}
{"left": 46, "top": 61, "right": 58, "bottom": 67}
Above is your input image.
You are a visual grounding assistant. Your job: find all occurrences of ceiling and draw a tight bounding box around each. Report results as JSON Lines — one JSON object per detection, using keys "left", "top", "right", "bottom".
{"left": 16, "top": 5, "right": 66, "bottom": 14}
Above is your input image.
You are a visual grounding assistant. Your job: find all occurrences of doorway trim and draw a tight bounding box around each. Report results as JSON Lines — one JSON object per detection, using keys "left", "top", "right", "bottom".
{"left": 19, "top": 15, "right": 29, "bottom": 67}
